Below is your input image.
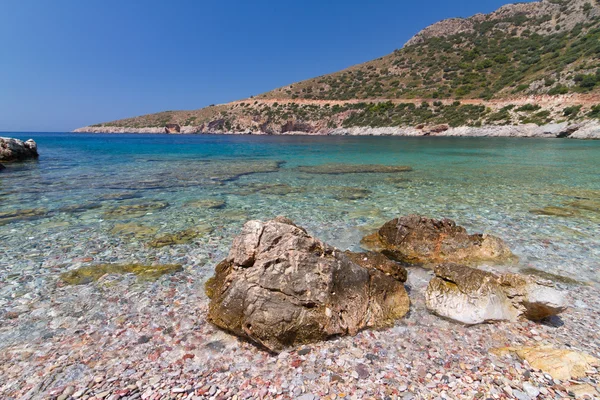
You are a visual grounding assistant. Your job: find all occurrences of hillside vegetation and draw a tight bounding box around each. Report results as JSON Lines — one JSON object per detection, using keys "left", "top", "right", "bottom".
{"left": 79, "top": 0, "right": 600, "bottom": 134}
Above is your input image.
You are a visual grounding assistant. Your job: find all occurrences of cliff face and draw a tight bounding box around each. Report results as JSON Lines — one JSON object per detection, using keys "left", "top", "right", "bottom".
{"left": 76, "top": 0, "right": 600, "bottom": 137}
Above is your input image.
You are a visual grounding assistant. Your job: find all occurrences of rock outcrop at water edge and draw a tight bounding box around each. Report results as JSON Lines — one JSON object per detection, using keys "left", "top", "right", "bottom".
{"left": 0, "top": 137, "right": 38, "bottom": 162}
{"left": 361, "top": 214, "right": 515, "bottom": 267}
{"left": 491, "top": 346, "right": 599, "bottom": 381}
{"left": 426, "top": 263, "right": 567, "bottom": 324}
{"left": 205, "top": 217, "right": 410, "bottom": 352}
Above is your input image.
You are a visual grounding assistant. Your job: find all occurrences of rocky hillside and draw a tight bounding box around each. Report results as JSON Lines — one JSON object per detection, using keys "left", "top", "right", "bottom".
{"left": 76, "top": 0, "right": 600, "bottom": 137}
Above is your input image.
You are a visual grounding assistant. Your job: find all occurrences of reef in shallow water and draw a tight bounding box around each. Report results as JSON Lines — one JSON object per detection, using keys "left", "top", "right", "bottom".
{"left": 60, "top": 263, "right": 183, "bottom": 285}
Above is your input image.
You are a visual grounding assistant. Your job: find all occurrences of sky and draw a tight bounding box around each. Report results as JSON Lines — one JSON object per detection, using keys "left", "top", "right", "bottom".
{"left": 0, "top": 0, "right": 534, "bottom": 132}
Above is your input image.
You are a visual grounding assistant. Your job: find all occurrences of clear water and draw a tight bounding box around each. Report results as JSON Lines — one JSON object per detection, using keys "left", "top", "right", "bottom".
{"left": 1, "top": 132, "right": 599, "bottom": 290}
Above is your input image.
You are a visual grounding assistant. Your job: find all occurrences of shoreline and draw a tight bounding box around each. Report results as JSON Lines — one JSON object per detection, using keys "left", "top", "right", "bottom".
{"left": 73, "top": 121, "right": 600, "bottom": 139}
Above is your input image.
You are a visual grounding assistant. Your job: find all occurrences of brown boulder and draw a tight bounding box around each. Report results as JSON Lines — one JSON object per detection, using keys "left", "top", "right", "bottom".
{"left": 361, "top": 215, "right": 514, "bottom": 267}
{"left": 206, "top": 217, "right": 410, "bottom": 352}
{"left": 344, "top": 251, "right": 408, "bottom": 282}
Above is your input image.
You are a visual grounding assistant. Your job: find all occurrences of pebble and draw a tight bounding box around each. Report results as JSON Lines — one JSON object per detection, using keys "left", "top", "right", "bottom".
{"left": 522, "top": 382, "right": 540, "bottom": 398}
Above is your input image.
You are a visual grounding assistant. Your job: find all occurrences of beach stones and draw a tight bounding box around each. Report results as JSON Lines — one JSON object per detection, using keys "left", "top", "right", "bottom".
{"left": 0, "top": 137, "right": 38, "bottom": 162}
{"left": 491, "top": 346, "right": 599, "bottom": 380}
{"left": 361, "top": 215, "right": 514, "bottom": 267}
{"left": 425, "top": 263, "right": 567, "bottom": 324}
{"left": 206, "top": 217, "right": 409, "bottom": 352}
{"left": 297, "top": 163, "right": 412, "bottom": 174}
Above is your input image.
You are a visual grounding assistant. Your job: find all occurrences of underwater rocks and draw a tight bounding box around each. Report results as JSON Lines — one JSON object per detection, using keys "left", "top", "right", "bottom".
{"left": 491, "top": 347, "right": 599, "bottom": 380}
{"left": 362, "top": 215, "right": 515, "bottom": 267}
{"left": 530, "top": 206, "right": 579, "bottom": 217}
{"left": 297, "top": 164, "right": 412, "bottom": 174}
{"left": 60, "top": 263, "right": 182, "bottom": 285}
{"left": 206, "top": 217, "right": 409, "bottom": 352}
{"left": 109, "top": 223, "right": 158, "bottom": 240}
{"left": 184, "top": 198, "right": 226, "bottom": 209}
{"left": 103, "top": 201, "right": 169, "bottom": 219}
{"left": 207, "top": 160, "right": 284, "bottom": 182}
{"left": 147, "top": 226, "right": 213, "bottom": 248}
{"left": 0, "top": 208, "right": 48, "bottom": 226}
{"left": 425, "top": 263, "right": 567, "bottom": 324}
{"left": 0, "top": 137, "right": 38, "bottom": 162}
{"left": 331, "top": 187, "right": 372, "bottom": 201}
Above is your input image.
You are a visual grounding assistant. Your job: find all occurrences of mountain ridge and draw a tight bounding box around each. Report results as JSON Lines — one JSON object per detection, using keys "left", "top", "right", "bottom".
{"left": 76, "top": 0, "right": 600, "bottom": 138}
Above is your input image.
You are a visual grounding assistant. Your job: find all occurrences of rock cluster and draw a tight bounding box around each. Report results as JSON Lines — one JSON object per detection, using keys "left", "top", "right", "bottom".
{"left": 207, "top": 215, "right": 568, "bottom": 352}
{"left": 206, "top": 217, "right": 409, "bottom": 352}
{"left": 0, "top": 137, "right": 38, "bottom": 162}
{"left": 425, "top": 263, "right": 567, "bottom": 324}
{"left": 361, "top": 214, "right": 514, "bottom": 267}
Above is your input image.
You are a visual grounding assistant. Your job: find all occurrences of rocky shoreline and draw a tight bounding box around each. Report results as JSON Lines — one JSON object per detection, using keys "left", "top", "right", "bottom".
{"left": 73, "top": 121, "right": 600, "bottom": 139}
{"left": 1, "top": 214, "right": 599, "bottom": 399}
{"left": 0, "top": 137, "right": 38, "bottom": 170}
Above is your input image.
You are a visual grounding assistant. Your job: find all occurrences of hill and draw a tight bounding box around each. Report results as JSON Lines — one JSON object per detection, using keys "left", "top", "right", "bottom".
{"left": 76, "top": 0, "right": 600, "bottom": 138}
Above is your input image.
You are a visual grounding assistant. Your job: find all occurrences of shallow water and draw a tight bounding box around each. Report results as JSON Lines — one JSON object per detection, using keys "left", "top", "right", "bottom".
{"left": 1, "top": 132, "right": 599, "bottom": 292}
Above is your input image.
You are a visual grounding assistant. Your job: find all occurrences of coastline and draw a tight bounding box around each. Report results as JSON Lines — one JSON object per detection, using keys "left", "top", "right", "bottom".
{"left": 73, "top": 121, "right": 600, "bottom": 139}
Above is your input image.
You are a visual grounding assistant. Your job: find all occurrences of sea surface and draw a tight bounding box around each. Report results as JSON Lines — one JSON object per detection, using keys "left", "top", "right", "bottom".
{"left": 1, "top": 132, "right": 599, "bottom": 294}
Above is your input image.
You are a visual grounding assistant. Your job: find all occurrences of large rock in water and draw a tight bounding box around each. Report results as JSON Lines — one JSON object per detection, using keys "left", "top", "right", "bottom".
{"left": 361, "top": 215, "right": 514, "bottom": 267}
{"left": 0, "top": 137, "right": 38, "bottom": 162}
{"left": 425, "top": 263, "right": 567, "bottom": 324}
{"left": 206, "top": 217, "right": 410, "bottom": 352}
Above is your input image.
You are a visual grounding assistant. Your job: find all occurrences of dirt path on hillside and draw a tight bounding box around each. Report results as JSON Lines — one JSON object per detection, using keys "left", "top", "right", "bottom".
{"left": 229, "top": 94, "right": 600, "bottom": 107}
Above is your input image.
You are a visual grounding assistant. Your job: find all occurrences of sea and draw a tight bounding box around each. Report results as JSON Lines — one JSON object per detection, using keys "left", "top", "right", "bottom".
{"left": 1, "top": 132, "right": 599, "bottom": 289}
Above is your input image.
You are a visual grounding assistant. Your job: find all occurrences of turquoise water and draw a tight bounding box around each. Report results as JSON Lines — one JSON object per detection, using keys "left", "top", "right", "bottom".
{"left": 1, "top": 133, "right": 599, "bottom": 289}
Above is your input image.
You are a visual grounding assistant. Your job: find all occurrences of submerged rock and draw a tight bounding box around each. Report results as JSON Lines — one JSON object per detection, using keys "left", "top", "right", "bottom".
{"left": 0, "top": 137, "right": 38, "bottom": 162}
{"left": 425, "top": 263, "right": 567, "bottom": 324}
{"left": 58, "top": 202, "right": 102, "bottom": 214}
{"left": 491, "top": 347, "right": 599, "bottom": 380}
{"left": 331, "top": 187, "right": 372, "bottom": 201}
{"left": 206, "top": 217, "right": 410, "bottom": 352}
{"left": 96, "top": 192, "right": 142, "bottom": 201}
{"left": 530, "top": 206, "right": 579, "bottom": 217}
{"left": 567, "top": 198, "right": 600, "bottom": 213}
{"left": 148, "top": 226, "right": 213, "bottom": 248}
{"left": 60, "top": 263, "right": 182, "bottom": 285}
{"left": 297, "top": 164, "right": 412, "bottom": 175}
{"left": 109, "top": 223, "right": 158, "bottom": 240}
{"left": 184, "top": 199, "right": 226, "bottom": 209}
{"left": 237, "top": 183, "right": 305, "bottom": 196}
{"left": 361, "top": 215, "right": 514, "bottom": 267}
{"left": 103, "top": 201, "right": 169, "bottom": 219}
{"left": 0, "top": 208, "right": 48, "bottom": 226}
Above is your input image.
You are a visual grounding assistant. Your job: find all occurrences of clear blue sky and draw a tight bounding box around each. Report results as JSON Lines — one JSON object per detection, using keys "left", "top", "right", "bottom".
{"left": 0, "top": 0, "right": 532, "bottom": 132}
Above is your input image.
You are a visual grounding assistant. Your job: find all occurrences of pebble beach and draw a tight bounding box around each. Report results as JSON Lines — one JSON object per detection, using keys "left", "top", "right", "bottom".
{"left": 1, "top": 133, "right": 600, "bottom": 399}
